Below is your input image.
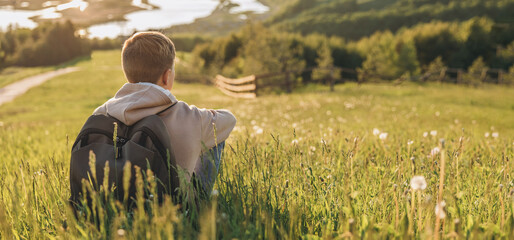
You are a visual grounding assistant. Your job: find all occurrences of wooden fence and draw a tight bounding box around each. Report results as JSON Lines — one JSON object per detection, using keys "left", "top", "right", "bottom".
{"left": 215, "top": 75, "right": 257, "bottom": 99}
{"left": 213, "top": 66, "right": 512, "bottom": 98}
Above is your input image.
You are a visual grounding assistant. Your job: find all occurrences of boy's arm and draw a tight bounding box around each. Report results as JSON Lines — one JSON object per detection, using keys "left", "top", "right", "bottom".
{"left": 196, "top": 107, "right": 236, "bottom": 149}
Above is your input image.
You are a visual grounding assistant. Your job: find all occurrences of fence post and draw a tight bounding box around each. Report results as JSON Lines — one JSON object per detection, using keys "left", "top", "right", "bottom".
{"left": 457, "top": 69, "right": 463, "bottom": 84}
{"left": 480, "top": 69, "right": 488, "bottom": 83}
{"left": 285, "top": 71, "right": 291, "bottom": 93}
{"left": 329, "top": 67, "right": 335, "bottom": 92}
{"left": 439, "top": 68, "right": 446, "bottom": 82}
{"left": 254, "top": 76, "right": 259, "bottom": 97}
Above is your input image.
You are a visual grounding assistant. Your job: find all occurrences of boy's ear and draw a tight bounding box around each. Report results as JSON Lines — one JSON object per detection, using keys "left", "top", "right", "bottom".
{"left": 160, "top": 69, "right": 170, "bottom": 85}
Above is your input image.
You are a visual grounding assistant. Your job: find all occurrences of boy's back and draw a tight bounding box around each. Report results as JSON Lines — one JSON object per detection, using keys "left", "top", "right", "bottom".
{"left": 94, "top": 31, "right": 236, "bottom": 182}
{"left": 93, "top": 82, "right": 236, "bottom": 175}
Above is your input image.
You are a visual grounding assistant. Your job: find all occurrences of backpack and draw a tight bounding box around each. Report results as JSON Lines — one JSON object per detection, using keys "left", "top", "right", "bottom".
{"left": 69, "top": 104, "right": 180, "bottom": 210}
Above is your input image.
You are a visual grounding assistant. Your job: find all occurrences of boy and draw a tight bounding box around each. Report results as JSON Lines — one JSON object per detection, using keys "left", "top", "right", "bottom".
{"left": 93, "top": 31, "right": 236, "bottom": 195}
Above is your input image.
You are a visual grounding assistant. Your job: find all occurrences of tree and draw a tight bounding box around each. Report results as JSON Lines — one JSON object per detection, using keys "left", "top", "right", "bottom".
{"left": 464, "top": 57, "right": 488, "bottom": 85}
{"left": 360, "top": 32, "right": 420, "bottom": 80}
{"left": 312, "top": 40, "right": 340, "bottom": 84}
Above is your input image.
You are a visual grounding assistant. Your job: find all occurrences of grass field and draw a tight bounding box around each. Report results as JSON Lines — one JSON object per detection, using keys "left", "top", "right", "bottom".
{"left": 0, "top": 50, "right": 513, "bottom": 239}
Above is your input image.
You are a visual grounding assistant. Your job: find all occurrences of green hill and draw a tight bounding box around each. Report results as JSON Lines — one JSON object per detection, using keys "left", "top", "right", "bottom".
{"left": 268, "top": 0, "right": 514, "bottom": 40}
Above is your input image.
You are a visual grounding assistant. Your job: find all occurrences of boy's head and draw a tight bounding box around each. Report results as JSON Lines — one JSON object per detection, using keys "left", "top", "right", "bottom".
{"left": 122, "top": 32, "right": 176, "bottom": 86}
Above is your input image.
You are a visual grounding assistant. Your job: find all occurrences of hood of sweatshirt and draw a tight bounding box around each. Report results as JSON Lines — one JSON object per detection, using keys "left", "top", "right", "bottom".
{"left": 93, "top": 83, "right": 177, "bottom": 125}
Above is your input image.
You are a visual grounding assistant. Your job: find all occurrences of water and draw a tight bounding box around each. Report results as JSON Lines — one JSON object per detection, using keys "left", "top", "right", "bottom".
{"left": 0, "top": 0, "right": 89, "bottom": 29}
{"left": 0, "top": 0, "right": 269, "bottom": 38}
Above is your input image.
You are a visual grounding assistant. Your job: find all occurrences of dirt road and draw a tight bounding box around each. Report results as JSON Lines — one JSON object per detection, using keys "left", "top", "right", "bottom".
{"left": 0, "top": 67, "right": 80, "bottom": 106}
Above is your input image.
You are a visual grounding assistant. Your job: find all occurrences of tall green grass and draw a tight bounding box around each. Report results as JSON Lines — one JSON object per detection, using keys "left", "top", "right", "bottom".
{"left": 0, "top": 50, "right": 512, "bottom": 239}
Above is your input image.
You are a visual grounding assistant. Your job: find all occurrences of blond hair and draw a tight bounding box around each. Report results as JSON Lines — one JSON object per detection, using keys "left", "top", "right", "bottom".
{"left": 122, "top": 31, "right": 175, "bottom": 83}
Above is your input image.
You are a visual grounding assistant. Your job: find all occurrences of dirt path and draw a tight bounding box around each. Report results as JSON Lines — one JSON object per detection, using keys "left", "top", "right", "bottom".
{"left": 0, "top": 67, "right": 80, "bottom": 106}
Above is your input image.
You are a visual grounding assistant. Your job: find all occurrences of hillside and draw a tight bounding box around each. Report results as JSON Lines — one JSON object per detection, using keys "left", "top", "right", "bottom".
{"left": 267, "top": 0, "right": 514, "bottom": 40}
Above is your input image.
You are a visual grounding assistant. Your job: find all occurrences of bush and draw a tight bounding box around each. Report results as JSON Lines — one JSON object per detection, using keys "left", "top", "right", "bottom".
{"left": 0, "top": 21, "right": 92, "bottom": 68}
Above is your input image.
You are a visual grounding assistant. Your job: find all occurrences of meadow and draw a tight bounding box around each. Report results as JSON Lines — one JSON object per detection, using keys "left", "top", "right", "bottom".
{"left": 0, "top": 50, "right": 513, "bottom": 239}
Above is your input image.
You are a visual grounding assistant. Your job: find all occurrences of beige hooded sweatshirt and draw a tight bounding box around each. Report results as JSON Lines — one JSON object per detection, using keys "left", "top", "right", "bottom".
{"left": 93, "top": 83, "right": 236, "bottom": 176}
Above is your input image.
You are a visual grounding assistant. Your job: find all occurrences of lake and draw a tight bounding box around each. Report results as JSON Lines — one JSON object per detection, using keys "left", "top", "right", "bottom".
{"left": 0, "top": 0, "right": 269, "bottom": 38}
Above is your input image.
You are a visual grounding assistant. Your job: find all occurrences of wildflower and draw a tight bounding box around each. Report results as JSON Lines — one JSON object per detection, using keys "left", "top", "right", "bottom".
{"left": 379, "top": 132, "right": 388, "bottom": 140}
{"left": 430, "top": 147, "right": 440, "bottom": 157}
{"left": 373, "top": 128, "right": 380, "bottom": 136}
{"left": 211, "top": 189, "right": 219, "bottom": 196}
{"left": 310, "top": 146, "right": 316, "bottom": 152}
{"left": 435, "top": 201, "right": 446, "bottom": 219}
{"left": 430, "top": 130, "right": 437, "bottom": 137}
{"left": 423, "top": 132, "right": 428, "bottom": 137}
{"left": 291, "top": 139, "right": 299, "bottom": 145}
{"left": 410, "top": 176, "right": 427, "bottom": 190}
{"left": 250, "top": 120, "right": 256, "bottom": 125}
{"left": 484, "top": 132, "right": 490, "bottom": 138}
{"left": 492, "top": 132, "right": 499, "bottom": 138}
{"left": 253, "top": 125, "right": 263, "bottom": 135}
{"left": 407, "top": 140, "right": 414, "bottom": 145}
{"left": 292, "top": 123, "right": 298, "bottom": 128}
{"left": 117, "top": 229, "right": 126, "bottom": 237}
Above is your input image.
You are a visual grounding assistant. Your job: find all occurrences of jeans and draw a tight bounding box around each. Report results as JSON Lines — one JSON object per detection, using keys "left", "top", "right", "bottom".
{"left": 194, "top": 141, "right": 225, "bottom": 196}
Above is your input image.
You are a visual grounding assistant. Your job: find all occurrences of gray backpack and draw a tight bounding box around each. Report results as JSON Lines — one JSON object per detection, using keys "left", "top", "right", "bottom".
{"left": 69, "top": 104, "right": 180, "bottom": 209}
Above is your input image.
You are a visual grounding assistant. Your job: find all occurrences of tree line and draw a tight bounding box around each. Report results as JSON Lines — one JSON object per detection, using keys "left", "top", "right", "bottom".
{"left": 0, "top": 21, "right": 121, "bottom": 69}
{"left": 188, "top": 17, "right": 513, "bottom": 85}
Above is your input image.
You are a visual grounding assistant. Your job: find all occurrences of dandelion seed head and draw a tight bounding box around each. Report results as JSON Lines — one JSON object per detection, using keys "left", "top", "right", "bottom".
{"left": 430, "top": 130, "right": 437, "bottom": 137}
{"left": 484, "top": 132, "right": 490, "bottom": 138}
{"left": 423, "top": 132, "right": 428, "bottom": 137}
{"left": 407, "top": 140, "right": 414, "bottom": 145}
{"left": 373, "top": 128, "right": 380, "bottom": 136}
{"left": 410, "top": 176, "right": 427, "bottom": 190}
{"left": 379, "top": 132, "right": 388, "bottom": 140}
{"left": 435, "top": 201, "right": 446, "bottom": 219}
{"left": 492, "top": 132, "right": 499, "bottom": 138}
{"left": 117, "top": 229, "right": 126, "bottom": 236}
{"left": 291, "top": 139, "right": 299, "bottom": 145}
{"left": 310, "top": 146, "right": 316, "bottom": 152}
{"left": 211, "top": 189, "right": 219, "bottom": 196}
{"left": 430, "top": 147, "right": 440, "bottom": 157}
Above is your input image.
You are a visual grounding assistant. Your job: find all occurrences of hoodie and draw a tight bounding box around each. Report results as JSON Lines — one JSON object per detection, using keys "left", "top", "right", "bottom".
{"left": 93, "top": 83, "right": 237, "bottom": 176}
